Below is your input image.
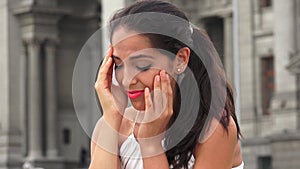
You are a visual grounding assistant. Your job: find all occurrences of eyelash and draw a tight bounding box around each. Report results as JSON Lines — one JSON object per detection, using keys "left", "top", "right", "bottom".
{"left": 137, "top": 64, "right": 152, "bottom": 71}
{"left": 114, "top": 64, "right": 152, "bottom": 72}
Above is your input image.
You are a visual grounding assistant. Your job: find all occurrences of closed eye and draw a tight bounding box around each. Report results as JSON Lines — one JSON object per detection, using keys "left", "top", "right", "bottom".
{"left": 136, "top": 64, "right": 152, "bottom": 71}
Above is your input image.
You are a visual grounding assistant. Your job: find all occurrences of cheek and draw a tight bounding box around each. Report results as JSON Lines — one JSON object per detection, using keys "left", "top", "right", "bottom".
{"left": 138, "top": 71, "right": 158, "bottom": 89}
{"left": 115, "top": 70, "right": 123, "bottom": 85}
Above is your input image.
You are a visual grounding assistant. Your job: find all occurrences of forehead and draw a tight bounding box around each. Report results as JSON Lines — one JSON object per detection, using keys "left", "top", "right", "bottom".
{"left": 112, "top": 27, "right": 154, "bottom": 60}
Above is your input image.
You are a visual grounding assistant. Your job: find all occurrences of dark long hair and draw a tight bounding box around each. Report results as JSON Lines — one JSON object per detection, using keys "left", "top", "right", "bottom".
{"left": 109, "top": 1, "right": 241, "bottom": 168}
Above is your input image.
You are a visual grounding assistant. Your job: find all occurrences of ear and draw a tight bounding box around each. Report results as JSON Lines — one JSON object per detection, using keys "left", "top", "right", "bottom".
{"left": 173, "top": 47, "right": 190, "bottom": 75}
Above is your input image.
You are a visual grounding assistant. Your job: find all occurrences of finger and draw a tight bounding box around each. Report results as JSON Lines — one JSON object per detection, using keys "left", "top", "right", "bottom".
{"left": 153, "top": 75, "right": 163, "bottom": 115}
{"left": 100, "top": 45, "right": 113, "bottom": 68}
{"left": 160, "top": 70, "right": 168, "bottom": 113}
{"left": 166, "top": 74, "right": 174, "bottom": 116}
{"left": 143, "top": 87, "right": 153, "bottom": 122}
{"left": 95, "top": 57, "right": 113, "bottom": 90}
{"left": 96, "top": 46, "right": 113, "bottom": 83}
{"left": 97, "top": 52, "right": 113, "bottom": 82}
{"left": 105, "top": 46, "right": 114, "bottom": 76}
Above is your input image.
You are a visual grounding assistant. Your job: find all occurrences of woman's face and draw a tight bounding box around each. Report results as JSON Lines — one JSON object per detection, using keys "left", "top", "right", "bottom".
{"left": 112, "top": 27, "right": 176, "bottom": 111}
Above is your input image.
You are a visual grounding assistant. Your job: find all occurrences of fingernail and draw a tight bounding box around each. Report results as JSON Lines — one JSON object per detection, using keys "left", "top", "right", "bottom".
{"left": 161, "top": 70, "right": 166, "bottom": 76}
{"left": 156, "top": 75, "right": 160, "bottom": 82}
{"left": 145, "top": 87, "right": 149, "bottom": 94}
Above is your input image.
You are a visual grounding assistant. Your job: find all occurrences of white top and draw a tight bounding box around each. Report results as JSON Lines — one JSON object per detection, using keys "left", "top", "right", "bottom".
{"left": 119, "top": 114, "right": 244, "bottom": 169}
{"left": 119, "top": 133, "right": 244, "bottom": 169}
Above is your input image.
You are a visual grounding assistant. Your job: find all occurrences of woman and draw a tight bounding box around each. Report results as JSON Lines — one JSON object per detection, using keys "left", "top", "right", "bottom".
{"left": 91, "top": 0, "right": 243, "bottom": 169}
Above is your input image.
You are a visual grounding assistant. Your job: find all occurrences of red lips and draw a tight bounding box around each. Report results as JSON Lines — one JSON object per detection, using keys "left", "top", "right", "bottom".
{"left": 127, "top": 90, "right": 144, "bottom": 99}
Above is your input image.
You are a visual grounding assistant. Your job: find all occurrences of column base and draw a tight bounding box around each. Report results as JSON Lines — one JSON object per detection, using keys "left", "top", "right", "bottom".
{"left": 0, "top": 131, "right": 23, "bottom": 169}
{"left": 27, "top": 151, "right": 43, "bottom": 161}
{"left": 46, "top": 149, "right": 59, "bottom": 159}
{"left": 23, "top": 156, "right": 65, "bottom": 169}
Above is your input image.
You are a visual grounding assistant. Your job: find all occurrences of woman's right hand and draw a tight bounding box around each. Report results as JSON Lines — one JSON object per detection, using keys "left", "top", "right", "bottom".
{"left": 94, "top": 46, "right": 127, "bottom": 131}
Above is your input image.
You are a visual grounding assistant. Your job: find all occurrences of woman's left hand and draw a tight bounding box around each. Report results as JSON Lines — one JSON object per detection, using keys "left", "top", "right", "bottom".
{"left": 135, "top": 70, "right": 174, "bottom": 145}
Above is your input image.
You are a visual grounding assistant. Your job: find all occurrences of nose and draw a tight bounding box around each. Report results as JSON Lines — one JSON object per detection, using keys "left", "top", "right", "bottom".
{"left": 121, "top": 65, "right": 138, "bottom": 90}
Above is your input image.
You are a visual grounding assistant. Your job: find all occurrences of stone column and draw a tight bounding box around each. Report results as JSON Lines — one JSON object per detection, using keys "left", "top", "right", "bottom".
{"left": 26, "top": 39, "right": 43, "bottom": 159}
{"left": 295, "top": 76, "right": 300, "bottom": 131}
{"left": 271, "top": 0, "right": 298, "bottom": 134}
{"left": 45, "top": 40, "right": 58, "bottom": 158}
{"left": 238, "top": 0, "right": 255, "bottom": 138}
{"left": 273, "top": 0, "right": 296, "bottom": 93}
{"left": 297, "top": 0, "right": 300, "bottom": 52}
{"left": 223, "top": 14, "right": 234, "bottom": 82}
{"left": 297, "top": 1, "right": 300, "bottom": 130}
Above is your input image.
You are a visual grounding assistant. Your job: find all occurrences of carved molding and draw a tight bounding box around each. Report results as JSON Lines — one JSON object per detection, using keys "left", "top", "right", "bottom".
{"left": 13, "top": 4, "right": 66, "bottom": 44}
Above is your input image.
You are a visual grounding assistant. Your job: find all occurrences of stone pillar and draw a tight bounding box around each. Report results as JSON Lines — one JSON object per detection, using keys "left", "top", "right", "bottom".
{"left": 273, "top": 0, "right": 296, "bottom": 93}
{"left": 297, "top": 0, "right": 300, "bottom": 52}
{"left": 26, "top": 39, "right": 43, "bottom": 159}
{"left": 223, "top": 14, "right": 234, "bottom": 82}
{"left": 270, "top": 0, "right": 298, "bottom": 134}
{"left": 295, "top": 76, "right": 300, "bottom": 131}
{"left": 45, "top": 40, "right": 58, "bottom": 158}
{"left": 238, "top": 0, "right": 255, "bottom": 138}
{"left": 297, "top": 2, "right": 300, "bottom": 130}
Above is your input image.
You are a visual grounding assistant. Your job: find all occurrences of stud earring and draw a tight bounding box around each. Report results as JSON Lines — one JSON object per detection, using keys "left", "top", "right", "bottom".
{"left": 177, "top": 68, "right": 181, "bottom": 72}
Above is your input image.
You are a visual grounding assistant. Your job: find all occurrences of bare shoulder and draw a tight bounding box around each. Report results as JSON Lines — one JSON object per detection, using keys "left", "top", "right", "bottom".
{"left": 193, "top": 116, "right": 238, "bottom": 169}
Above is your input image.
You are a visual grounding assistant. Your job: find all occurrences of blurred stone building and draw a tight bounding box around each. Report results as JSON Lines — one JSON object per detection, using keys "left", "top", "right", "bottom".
{"left": 0, "top": 0, "right": 299, "bottom": 169}
{"left": 174, "top": 0, "right": 300, "bottom": 169}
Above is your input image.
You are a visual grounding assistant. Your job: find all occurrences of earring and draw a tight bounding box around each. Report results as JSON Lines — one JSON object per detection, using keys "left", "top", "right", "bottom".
{"left": 177, "top": 68, "right": 181, "bottom": 72}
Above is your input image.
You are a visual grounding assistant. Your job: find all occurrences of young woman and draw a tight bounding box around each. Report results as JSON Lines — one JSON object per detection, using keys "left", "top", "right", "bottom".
{"left": 91, "top": 1, "right": 243, "bottom": 169}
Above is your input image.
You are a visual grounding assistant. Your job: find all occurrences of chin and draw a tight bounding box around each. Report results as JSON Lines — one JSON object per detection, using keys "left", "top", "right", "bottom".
{"left": 130, "top": 100, "right": 145, "bottom": 111}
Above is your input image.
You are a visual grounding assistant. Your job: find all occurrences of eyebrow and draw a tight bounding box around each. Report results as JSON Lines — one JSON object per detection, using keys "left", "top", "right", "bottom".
{"left": 112, "top": 54, "right": 154, "bottom": 61}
